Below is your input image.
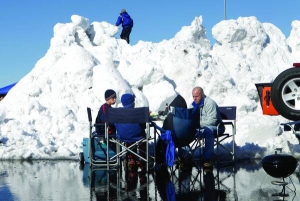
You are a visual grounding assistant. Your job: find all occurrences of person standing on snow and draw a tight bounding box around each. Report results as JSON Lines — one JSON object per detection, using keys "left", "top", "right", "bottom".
{"left": 115, "top": 9, "right": 134, "bottom": 44}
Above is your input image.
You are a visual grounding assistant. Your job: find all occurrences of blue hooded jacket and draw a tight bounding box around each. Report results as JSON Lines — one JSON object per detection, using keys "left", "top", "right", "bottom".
{"left": 114, "top": 94, "right": 145, "bottom": 142}
{"left": 116, "top": 12, "right": 133, "bottom": 28}
{"left": 115, "top": 123, "right": 145, "bottom": 142}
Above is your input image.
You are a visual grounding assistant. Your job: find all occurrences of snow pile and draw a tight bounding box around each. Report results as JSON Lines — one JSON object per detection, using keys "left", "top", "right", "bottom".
{"left": 1, "top": 15, "right": 300, "bottom": 160}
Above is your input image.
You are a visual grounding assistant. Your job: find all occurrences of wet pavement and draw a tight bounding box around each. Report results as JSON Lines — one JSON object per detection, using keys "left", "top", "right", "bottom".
{"left": 0, "top": 159, "right": 300, "bottom": 200}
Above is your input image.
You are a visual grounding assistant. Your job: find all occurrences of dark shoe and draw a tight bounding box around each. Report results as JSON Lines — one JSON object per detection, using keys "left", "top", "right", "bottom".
{"left": 203, "top": 158, "right": 213, "bottom": 168}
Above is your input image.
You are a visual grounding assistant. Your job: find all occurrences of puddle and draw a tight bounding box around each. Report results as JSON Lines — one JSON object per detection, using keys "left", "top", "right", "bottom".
{"left": 0, "top": 160, "right": 299, "bottom": 200}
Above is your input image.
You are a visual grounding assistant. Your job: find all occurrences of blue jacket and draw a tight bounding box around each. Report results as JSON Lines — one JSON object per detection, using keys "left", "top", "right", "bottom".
{"left": 115, "top": 123, "right": 145, "bottom": 142}
{"left": 115, "top": 12, "right": 133, "bottom": 28}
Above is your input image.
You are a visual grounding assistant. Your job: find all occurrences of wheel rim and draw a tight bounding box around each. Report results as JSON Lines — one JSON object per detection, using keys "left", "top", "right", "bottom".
{"left": 281, "top": 78, "right": 300, "bottom": 110}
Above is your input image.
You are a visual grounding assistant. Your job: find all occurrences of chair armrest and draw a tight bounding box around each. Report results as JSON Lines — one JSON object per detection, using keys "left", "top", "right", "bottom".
{"left": 94, "top": 123, "right": 106, "bottom": 127}
{"left": 280, "top": 120, "right": 300, "bottom": 126}
{"left": 280, "top": 121, "right": 300, "bottom": 135}
{"left": 223, "top": 122, "right": 233, "bottom": 126}
{"left": 92, "top": 134, "right": 105, "bottom": 138}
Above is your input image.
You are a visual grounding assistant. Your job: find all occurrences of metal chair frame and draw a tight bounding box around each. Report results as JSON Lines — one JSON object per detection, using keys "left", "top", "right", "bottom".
{"left": 216, "top": 106, "right": 236, "bottom": 164}
{"left": 280, "top": 120, "right": 300, "bottom": 142}
{"left": 87, "top": 107, "right": 119, "bottom": 169}
{"left": 189, "top": 106, "right": 237, "bottom": 165}
{"left": 105, "top": 107, "right": 155, "bottom": 172}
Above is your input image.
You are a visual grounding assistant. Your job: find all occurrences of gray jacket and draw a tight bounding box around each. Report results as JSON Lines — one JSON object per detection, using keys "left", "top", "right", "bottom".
{"left": 192, "top": 96, "right": 224, "bottom": 130}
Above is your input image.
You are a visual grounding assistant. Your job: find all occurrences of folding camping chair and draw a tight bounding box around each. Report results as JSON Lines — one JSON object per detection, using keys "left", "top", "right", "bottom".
{"left": 280, "top": 120, "right": 300, "bottom": 144}
{"left": 84, "top": 107, "right": 118, "bottom": 169}
{"left": 105, "top": 107, "right": 155, "bottom": 173}
{"left": 216, "top": 106, "right": 236, "bottom": 164}
{"left": 190, "top": 106, "right": 237, "bottom": 165}
{"left": 153, "top": 105, "right": 199, "bottom": 169}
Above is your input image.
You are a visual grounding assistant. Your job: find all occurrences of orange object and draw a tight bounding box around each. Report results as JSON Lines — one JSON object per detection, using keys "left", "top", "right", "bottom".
{"left": 261, "top": 86, "right": 279, "bottom": 115}
{"left": 256, "top": 83, "right": 279, "bottom": 116}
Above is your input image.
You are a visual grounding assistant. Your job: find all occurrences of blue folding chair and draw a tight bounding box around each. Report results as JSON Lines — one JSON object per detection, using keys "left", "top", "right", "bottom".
{"left": 153, "top": 95, "right": 199, "bottom": 168}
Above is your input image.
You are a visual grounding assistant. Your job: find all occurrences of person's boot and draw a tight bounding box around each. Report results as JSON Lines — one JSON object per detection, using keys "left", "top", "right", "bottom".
{"left": 203, "top": 158, "right": 213, "bottom": 169}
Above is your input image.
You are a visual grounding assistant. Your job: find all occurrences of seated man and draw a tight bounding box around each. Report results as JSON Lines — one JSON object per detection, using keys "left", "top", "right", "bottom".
{"left": 114, "top": 93, "right": 146, "bottom": 169}
{"left": 191, "top": 86, "right": 225, "bottom": 168}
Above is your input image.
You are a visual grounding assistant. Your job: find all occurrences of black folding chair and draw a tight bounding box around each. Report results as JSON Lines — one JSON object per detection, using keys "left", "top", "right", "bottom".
{"left": 189, "top": 106, "right": 237, "bottom": 165}
{"left": 216, "top": 106, "right": 237, "bottom": 165}
{"left": 280, "top": 120, "right": 300, "bottom": 144}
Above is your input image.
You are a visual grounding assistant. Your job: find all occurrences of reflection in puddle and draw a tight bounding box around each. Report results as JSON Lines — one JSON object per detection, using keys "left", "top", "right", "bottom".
{"left": 0, "top": 160, "right": 299, "bottom": 200}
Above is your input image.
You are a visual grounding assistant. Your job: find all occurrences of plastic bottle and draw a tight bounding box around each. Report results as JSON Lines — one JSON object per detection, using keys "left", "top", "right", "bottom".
{"left": 164, "top": 103, "right": 169, "bottom": 115}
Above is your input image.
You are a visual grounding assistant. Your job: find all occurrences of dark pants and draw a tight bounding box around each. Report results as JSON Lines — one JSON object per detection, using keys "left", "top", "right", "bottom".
{"left": 120, "top": 27, "right": 132, "bottom": 44}
{"left": 155, "top": 139, "right": 166, "bottom": 164}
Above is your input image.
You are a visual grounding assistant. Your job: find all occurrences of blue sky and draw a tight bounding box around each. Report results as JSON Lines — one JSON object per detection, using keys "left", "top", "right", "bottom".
{"left": 0, "top": 0, "right": 299, "bottom": 88}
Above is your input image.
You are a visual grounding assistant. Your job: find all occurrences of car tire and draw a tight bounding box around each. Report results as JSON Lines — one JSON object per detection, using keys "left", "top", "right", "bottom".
{"left": 271, "top": 67, "right": 300, "bottom": 120}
